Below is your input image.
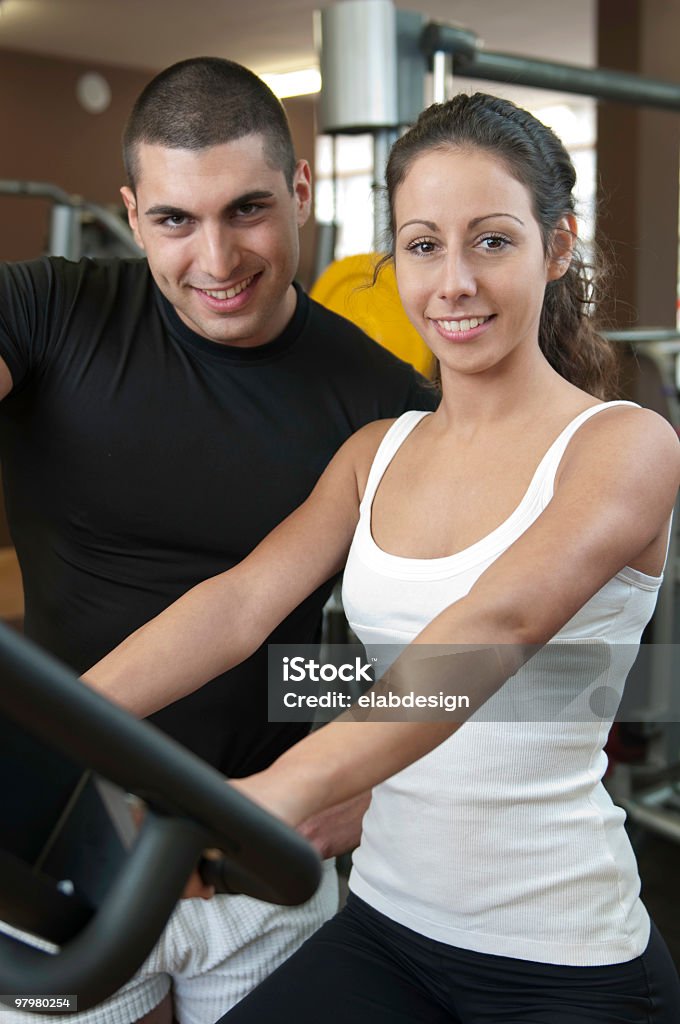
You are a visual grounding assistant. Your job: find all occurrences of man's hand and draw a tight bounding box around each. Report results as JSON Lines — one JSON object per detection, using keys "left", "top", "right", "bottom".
{"left": 127, "top": 795, "right": 216, "bottom": 900}
{"left": 296, "top": 791, "right": 371, "bottom": 859}
{"left": 182, "top": 868, "right": 216, "bottom": 900}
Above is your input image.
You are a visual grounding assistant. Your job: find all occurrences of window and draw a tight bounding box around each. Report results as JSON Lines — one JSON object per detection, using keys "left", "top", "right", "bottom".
{"left": 314, "top": 98, "right": 597, "bottom": 266}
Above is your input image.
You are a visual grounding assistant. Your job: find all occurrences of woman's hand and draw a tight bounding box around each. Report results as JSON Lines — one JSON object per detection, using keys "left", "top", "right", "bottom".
{"left": 297, "top": 791, "right": 371, "bottom": 858}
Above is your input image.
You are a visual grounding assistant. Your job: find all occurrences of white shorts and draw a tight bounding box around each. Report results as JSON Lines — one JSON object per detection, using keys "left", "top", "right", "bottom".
{"left": 1, "top": 860, "right": 338, "bottom": 1024}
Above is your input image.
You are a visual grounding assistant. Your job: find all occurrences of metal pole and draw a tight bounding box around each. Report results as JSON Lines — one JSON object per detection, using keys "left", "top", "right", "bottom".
{"left": 49, "top": 203, "right": 81, "bottom": 260}
{"left": 420, "top": 24, "right": 680, "bottom": 111}
{"left": 317, "top": 0, "right": 398, "bottom": 134}
{"left": 372, "top": 128, "right": 398, "bottom": 248}
{"left": 431, "top": 51, "right": 450, "bottom": 104}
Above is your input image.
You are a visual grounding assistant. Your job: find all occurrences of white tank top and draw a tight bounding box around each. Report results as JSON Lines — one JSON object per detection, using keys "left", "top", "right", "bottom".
{"left": 343, "top": 402, "right": 664, "bottom": 966}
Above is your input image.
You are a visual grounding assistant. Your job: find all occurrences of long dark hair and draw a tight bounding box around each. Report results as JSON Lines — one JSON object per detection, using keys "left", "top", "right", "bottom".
{"left": 383, "top": 93, "right": 617, "bottom": 398}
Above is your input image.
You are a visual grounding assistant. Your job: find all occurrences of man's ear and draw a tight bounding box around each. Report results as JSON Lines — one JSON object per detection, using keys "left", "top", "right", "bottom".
{"left": 120, "top": 186, "right": 144, "bottom": 250}
{"left": 292, "top": 160, "right": 312, "bottom": 229}
{"left": 547, "top": 213, "right": 577, "bottom": 281}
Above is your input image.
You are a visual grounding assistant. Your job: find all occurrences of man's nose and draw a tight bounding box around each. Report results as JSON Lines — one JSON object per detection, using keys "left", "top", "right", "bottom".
{"left": 196, "top": 225, "right": 240, "bottom": 282}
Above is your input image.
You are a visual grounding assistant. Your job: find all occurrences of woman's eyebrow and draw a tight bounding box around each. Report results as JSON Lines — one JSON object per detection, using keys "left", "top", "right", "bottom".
{"left": 469, "top": 213, "right": 525, "bottom": 227}
{"left": 397, "top": 219, "right": 438, "bottom": 235}
{"left": 397, "top": 213, "right": 525, "bottom": 236}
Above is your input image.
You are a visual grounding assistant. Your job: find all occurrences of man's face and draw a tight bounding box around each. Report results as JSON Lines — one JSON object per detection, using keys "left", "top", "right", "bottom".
{"left": 121, "top": 135, "right": 311, "bottom": 347}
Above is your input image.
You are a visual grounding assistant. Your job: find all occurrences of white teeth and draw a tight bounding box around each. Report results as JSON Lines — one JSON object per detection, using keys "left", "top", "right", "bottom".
{"left": 439, "top": 315, "right": 488, "bottom": 333}
{"left": 203, "top": 276, "right": 253, "bottom": 300}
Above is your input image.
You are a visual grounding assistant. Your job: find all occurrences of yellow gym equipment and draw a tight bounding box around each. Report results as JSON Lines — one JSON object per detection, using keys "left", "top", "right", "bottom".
{"left": 311, "top": 254, "right": 435, "bottom": 379}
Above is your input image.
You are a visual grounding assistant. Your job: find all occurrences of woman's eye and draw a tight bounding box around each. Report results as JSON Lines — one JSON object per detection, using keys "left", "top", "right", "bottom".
{"left": 479, "top": 235, "right": 510, "bottom": 251}
{"left": 406, "top": 238, "right": 437, "bottom": 255}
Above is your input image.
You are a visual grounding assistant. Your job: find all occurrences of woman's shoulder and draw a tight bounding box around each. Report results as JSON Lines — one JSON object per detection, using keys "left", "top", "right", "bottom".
{"left": 558, "top": 401, "right": 680, "bottom": 491}
{"left": 345, "top": 410, "right": 429, "bottom": 455}
{"left": 565, "top": 401, "right": 678, "bottom": 450}
{"left": 340, "top": 413, "right": 425, "bottom": 501}
{"left": 343, "top": 417, "right": 398, "bottom": 465}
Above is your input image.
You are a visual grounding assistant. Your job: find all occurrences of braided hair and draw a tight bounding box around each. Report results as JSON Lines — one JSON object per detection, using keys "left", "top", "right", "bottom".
{"left": 383, "top": 93, "right": 617, "bottom": 398}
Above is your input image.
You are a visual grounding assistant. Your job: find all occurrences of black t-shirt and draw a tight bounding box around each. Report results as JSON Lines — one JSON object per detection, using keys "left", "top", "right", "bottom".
{"left": 0, "top": 257, "right": 437, "bottom": 775}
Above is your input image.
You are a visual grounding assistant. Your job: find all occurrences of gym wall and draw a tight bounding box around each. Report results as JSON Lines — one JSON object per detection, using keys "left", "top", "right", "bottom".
{"left": 0, "top": 47, "right": 318, "bottom": 283}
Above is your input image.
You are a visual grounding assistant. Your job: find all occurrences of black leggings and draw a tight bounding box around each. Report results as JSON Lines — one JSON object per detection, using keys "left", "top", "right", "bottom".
{"left": 219, "top": 893, "right": 680, "bottom": 1024}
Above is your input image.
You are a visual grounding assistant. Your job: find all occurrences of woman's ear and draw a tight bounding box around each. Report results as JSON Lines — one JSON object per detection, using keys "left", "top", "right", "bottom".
{"left": 547, "top": 213, "right": 577, "bottom": 281}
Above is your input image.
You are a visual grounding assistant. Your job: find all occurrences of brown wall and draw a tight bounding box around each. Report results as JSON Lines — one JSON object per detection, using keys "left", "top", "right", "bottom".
{"left": 283, "top": 95, "right": 318, "bottom": 289}
{"left": 596, "top": 1, "right": 680, "bottom": 328}
{"left": 0, "top": 49, "right": 318, "bottom": 280}
{"left": 0, "top": 49, "right": 154, "bottom": 260}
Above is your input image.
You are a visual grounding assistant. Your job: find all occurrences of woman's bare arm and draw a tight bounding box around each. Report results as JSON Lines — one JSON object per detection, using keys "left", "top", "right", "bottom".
{"left": 233, "top": 407, "right": 680, "bottom": 825}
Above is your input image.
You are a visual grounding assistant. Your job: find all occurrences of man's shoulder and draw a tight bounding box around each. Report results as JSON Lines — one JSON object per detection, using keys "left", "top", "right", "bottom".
{"left": 304, "top": 292, "right": 414, "bottom": 371}
{"left": 0, "top": 256, "right": 154, "bottom": 386}
{"left": 55, "top": 255, "right": 150, "bottom": 288}
{"left": 302, "top": 290, "right": 438, "bottom": 413}
{"left": 305, "top": 291, "right": 359, "bottom": 329}
{"left": 1, "top": 256, "right": 151, "bottom": 316}
{"left": 2, "top": 254, "right": 147, "bottom": 283}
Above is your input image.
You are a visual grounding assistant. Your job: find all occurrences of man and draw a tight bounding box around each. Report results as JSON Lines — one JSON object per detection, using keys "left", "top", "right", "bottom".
{"left": 0, "top": 58, "right": 435, "bottom": 1024}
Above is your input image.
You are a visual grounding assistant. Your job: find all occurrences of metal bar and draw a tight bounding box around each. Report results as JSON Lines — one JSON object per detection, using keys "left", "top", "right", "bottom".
{"left": 372, "top": 129, "right": 398, "bottom": 247}
{"left": 620, "top": 798, "right": 680, "bottom": 843}
{"left": 0, "top": 180, "right": 73, "bottom": 204}
{"left": 420, "top": 24, "right": 680, "bottom": 111}
{"left": 0, "top": 180, "right": 142, "bottom": 257}
{"left": 81, "top": 200, "right": 142, "bottom": 256}
{"left": 604, "top": 330, "right": 680, "bottom": 343}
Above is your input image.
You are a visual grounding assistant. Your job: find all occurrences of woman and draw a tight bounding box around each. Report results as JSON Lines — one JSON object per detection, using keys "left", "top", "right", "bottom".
{"left": 90, "top": 94, "right": 680, "bottom": 1021}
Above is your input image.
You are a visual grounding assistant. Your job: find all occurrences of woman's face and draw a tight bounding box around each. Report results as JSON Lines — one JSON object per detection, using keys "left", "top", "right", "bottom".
{"left": 393, "top": 146, "right": 570, "bottom": 381}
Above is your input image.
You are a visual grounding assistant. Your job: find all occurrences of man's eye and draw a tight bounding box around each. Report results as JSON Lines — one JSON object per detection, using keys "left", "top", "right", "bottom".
{"left": 236, "top": 203, "right": 264, "bottom": 217}
{"left": 161, "top": 214, "right": 189, "bottom": 229}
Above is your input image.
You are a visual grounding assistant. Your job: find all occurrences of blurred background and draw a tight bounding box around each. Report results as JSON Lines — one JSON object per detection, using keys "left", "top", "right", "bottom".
{"left": 0, "top": 0, "right": 677, "bottom": 314}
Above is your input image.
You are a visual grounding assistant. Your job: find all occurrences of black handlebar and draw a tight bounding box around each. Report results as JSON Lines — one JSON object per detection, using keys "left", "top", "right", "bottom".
{"left": 0, "top": 815, "right": 208, "bottom": 1007}
{"left": 0, "top": 623, "right": 321, "bottom": 1011}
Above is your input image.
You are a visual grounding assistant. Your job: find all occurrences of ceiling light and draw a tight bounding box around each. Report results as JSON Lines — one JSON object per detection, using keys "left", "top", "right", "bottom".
{"left": 259, "top": 68, "right": 321, "bottom": 99}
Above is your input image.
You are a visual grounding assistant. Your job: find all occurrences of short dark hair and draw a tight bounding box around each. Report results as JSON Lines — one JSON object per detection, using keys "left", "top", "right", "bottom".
{"left": 123, "top": 57, "right": 297, "bottom": 192}
{"left": 382, "top": 93, "right": 618, "bottom": 399}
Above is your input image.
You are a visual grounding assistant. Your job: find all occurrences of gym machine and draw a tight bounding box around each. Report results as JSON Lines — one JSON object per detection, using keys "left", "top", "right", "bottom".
{"left": 315, "top": 0, "right": 680, "bottom": 249}
{"left": 0, "top": 623, "right": 320, "bottom": 1012}
{"left": 602, "top": 329, "right": 680, "bottom": 844}
{"left": 0, "top": 180, "right": 141, "bottom": 260}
